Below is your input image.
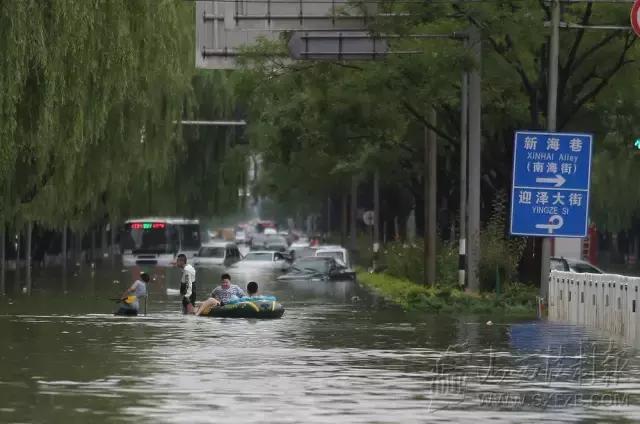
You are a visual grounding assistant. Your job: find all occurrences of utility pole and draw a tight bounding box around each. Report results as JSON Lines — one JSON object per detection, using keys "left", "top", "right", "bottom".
{"left": 427, "top": 108, "right": 437, "bottom": 286}
{"left": 541, "top": 0, "right": 561, "bottom": 300}
{"left": 467, "top": 26, "right": 482, "bottom": 292}
{"left": 459, "top": 71, "right": 469, "bottom": 288}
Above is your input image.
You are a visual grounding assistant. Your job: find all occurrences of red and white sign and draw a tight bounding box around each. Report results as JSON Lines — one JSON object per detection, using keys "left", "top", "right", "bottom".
{"left": 631, "top": 0, "right": 640, "bottom": 37}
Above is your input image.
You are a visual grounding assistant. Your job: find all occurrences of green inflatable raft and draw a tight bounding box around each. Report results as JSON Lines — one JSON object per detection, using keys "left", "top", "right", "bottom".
{"left": 200, "top": 300, "right": 285, "bottom": 319}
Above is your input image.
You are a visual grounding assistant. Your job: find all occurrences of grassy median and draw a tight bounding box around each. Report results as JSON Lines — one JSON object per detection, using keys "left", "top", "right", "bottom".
{"left": 356, "top": 270, "right": 539, "bottom": 315}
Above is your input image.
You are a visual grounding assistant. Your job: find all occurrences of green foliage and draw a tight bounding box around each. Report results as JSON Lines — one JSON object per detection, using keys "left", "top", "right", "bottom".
{"left": 479, "top": 192, "right": 526, "bottom": 291}
{"left": 0, "top": 1, "right": 250, "bottom": 231}
{"left": 378, "top": 240, "right": 458, "bottom": 287}
{"left": 356, "top": 269, "right": 537, "bottom": 315}
{"left": 234, "top": 1, "right": 640, "bottom": 245}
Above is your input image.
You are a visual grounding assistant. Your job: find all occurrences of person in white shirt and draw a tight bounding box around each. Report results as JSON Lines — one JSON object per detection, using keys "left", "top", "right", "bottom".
{"left": 176, "top": 254, "right": 196, "bottom": 314}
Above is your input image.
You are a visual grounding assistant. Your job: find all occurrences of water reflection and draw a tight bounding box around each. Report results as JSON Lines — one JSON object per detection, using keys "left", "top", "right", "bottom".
{"left": 0, "top": 267, "right": 638, "bottom": 423}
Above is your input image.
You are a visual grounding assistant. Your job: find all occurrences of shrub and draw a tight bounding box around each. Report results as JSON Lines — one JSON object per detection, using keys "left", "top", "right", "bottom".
{"left": 378, "top": 239, "right": 459, "bottom": 287}
{"left": 479, "top": 192, "right": 526, "bottom": 291}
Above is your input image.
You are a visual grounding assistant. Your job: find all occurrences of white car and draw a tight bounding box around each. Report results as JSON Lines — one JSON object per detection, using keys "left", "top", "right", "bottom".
{"left": 263, "top": 227, "right": 277, "bottom": 235}
{"left": 236, "top": 250, "right": 290, "bottom": 271}
{"left": 193, "top": 241, "right": 242, "bottom": 267}
{"left": 314, "top": 246, "right": 351, "bottom": 268}
{"left": 235, "top": 230, "right": 247, "bottom": 244}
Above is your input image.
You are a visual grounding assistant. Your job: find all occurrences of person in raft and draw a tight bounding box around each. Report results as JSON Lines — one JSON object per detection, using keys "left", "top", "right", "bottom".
{"left": 246, "top": 281, "right": 258, "bottom": 297}
{"left": 194, "top": 273, "right": 246, "bottom": 316}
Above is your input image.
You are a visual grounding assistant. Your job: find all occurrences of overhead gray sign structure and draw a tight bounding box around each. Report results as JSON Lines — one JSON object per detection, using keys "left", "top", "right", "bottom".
{"left": 196, "top": 0, "right": 377, "bottom": 69}
{"left": 288, "top": 31, "right": 389, "bottom": 60}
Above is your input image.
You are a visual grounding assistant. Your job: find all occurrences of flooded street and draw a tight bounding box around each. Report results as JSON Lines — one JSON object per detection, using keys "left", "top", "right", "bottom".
{"left": 0, "top": 266, "right": 639, "bottom": 423}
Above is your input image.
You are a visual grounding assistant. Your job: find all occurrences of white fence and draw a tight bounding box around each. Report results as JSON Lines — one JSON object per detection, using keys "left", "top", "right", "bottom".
{"left": 549, "top": 271, "right": 640, "bottom": 343}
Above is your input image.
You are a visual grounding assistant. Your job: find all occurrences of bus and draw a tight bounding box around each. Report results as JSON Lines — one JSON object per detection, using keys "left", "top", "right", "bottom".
{"left": 121, "top": 217, "right": 201, "bottom": 266}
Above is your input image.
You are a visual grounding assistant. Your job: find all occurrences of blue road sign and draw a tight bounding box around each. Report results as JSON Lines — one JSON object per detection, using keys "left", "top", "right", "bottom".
{"left": 510, "top": 131, "right": 593, "bottom": 237}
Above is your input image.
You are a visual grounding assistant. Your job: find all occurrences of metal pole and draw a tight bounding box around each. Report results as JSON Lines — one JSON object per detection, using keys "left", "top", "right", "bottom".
{"left": 467, "top": 26, "right": 482, "bottom": 292}
{"left": 427, "top": 107, "right": 437, "bottom": 286}
{"left": 541, "top": 0, "right": 561, "bottom": 300}
{"left": 459, "top": 71, "right": 469, "bottom": 288}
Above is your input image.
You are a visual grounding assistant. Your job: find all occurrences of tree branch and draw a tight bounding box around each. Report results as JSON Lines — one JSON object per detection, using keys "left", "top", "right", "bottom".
{"left": 570, "top": 31, "right": 621, "bottom": 75}
{"left": 400, "top": 100, "right": 457, "bottom": 145}
{"left": 559, "top": 3, "right": 593, "bottom": 100}
{"left": 561, "top": 35, "right": 636, "bottom": 128}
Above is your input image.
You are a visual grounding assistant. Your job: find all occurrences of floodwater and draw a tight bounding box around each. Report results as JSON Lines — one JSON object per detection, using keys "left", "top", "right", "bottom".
{"left": 0, "top": 264, "right": 639, "bottom": 423}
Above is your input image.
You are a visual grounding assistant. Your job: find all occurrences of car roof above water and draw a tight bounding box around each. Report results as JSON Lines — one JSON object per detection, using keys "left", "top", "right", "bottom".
{"left": 201, "top": 240, "right": 237, "bottom": 248}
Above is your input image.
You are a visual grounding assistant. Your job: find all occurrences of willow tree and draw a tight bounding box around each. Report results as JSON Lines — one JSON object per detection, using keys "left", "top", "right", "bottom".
{"left": 0, "top": 0, "right": 195, "bottom": 235}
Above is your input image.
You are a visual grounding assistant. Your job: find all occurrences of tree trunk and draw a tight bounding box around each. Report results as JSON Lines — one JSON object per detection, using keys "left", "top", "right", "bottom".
{"left": 15, "top": 229, "right": 21, "bottom": 291}
{"left": 62, "top": 223, "right": 68, "bottom": 276}
{"left": 426, "top": 111, "right": 437, "bottom": 286}
{"left": 326, "top": 195, "right": 331, "bottom": 236}
{"left": 26, "top": 222, "right": 32, "bottom": 295}
{"left": 111, "top": 220, "right": 117, "bottom": 268}
{"left": 341, "top": 193, "right": 348, "bottom": 246}
{"left": 101, "top": 223, "right": 108, "bottom": 262}
{"left": 0, "top": 224, "right": 5, "bottom": 296}
{"left": 91, "top": 227, "right": 96, "bottom": 264}
{"left": 350, "top": 176, "right": 358, "bottom": 251}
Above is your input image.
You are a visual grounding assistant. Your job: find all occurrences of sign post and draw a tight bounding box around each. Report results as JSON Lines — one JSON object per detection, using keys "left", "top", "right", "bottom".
{"left": 510, "top": 131, "right": 593, "bottom": 239}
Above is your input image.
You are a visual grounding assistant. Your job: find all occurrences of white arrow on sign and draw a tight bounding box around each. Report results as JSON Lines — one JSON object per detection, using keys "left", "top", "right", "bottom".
{"left": 535, "top": 174, "right": 566, "bottom": 187}
{"left": 535, "top": 215, "right": 564, "bottom": 234}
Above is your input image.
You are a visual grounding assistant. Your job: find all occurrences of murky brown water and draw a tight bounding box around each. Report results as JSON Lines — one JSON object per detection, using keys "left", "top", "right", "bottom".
{"left": 0, "top": 265, "right": 638, "bottom": 423}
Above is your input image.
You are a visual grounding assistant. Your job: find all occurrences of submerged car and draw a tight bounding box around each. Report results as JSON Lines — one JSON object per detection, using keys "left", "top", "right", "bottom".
{"left": 234, "top": 250, "right": 291, "bottom": 271}
{"left": 193, "top": 241, "right": 242, "bottom": 267}
{"left": 314, "top": 246, "right": 351, "bottom": 268}
{"left": 277, "top": 257, "right": 356, "bottom": 281}
{"left": 550, "top": 257, "right": 603, "bottom": 274}
{"left": 251, "top": 235, "right": 288, "bottom": 252}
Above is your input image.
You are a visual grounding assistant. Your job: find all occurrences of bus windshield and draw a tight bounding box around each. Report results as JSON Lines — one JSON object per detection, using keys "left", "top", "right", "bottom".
{"left": 124, "top": 223, "right": 174, "bottom": 254}
{"left": 122, "top": 221, "right": 201, "bottom": 254}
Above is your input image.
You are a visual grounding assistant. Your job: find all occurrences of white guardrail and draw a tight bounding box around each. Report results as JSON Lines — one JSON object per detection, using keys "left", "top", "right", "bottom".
{"left": 549, "top": 271, "right": 640, "bottom": 343}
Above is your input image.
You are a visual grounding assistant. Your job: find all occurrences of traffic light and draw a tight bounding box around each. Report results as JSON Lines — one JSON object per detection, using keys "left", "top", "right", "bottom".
{"left": 635, "top": 139, "right": 640, "bottom": 149}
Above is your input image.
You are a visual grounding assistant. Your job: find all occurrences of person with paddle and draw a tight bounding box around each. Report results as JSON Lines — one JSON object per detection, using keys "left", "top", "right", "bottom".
{"left": 176, "top": 253, "right": 196, "bottom": 314}
{"left": 115, "top": 272, "right": 149, "bottom": 316}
